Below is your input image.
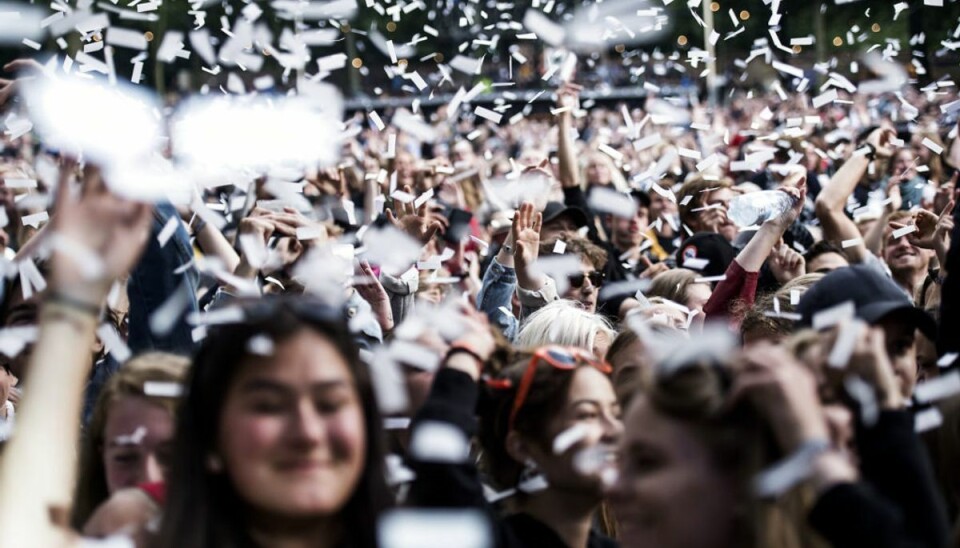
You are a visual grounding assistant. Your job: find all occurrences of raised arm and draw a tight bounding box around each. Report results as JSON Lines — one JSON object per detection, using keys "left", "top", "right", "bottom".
{"left": 0, "top": 163, "right": 152, "bottom": 547}
{"left": 815, "top": 128, "right": 896, "bottom": 263}
{"left": 704, "top": 175, "right": 806, "bottom": 319}
{"left": 556, "top": 83, "right": 582, "bottom": 190}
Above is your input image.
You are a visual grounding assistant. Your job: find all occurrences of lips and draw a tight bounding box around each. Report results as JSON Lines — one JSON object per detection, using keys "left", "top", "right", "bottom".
{"left": 275, "top": 459, "right": 331, "bottom": 472}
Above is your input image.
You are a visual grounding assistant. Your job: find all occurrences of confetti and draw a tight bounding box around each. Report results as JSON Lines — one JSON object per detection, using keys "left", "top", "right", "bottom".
{"left": 473, "top": 106, "right": 503, "bottom": 125}
{"left": 892, "top": 225, "right": 917, "bottom": 239}
{"left": 143, "top": 381, "right": 183, "bottom": 398}
{"left": 378, "top": 509, "right": 490, "bottom": 548}
{"left": 914, "top": 371, "right": 960, "bottom": 403}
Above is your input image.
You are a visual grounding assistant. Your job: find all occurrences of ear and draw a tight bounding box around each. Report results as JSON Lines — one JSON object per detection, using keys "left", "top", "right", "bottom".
{"left": 91, "top": 336, "right": 105, "bottom": 356}
{"left": 505, "top": 430, "right": 530, "bottom": 464}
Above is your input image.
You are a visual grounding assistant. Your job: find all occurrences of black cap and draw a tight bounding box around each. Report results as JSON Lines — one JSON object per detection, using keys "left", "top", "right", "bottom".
{"left": 797, "top": 264, "right": 936, "bottom": 339}
{"left": 541, "top": 201, "right": 589, "bottom": 229}
{"left": 677, "top": 232, "right": 737, "bottom": 278}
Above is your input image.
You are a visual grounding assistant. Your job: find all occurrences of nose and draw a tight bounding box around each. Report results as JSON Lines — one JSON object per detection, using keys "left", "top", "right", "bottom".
{"left": 142, "top": 452, "right": 165, "bottom": 484}
{"left": 601, "top": 412, "right": 624, "bottom": 444}
{"left": 290, "top": 400, "right": 325, "bottom": 447}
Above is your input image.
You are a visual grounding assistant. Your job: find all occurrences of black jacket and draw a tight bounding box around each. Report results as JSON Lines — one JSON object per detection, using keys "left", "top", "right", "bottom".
{"left": 809, "top": 411, "right": 950, "bottom": 548}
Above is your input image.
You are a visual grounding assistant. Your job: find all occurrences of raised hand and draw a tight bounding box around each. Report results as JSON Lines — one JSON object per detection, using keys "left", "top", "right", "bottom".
{"left": 354, "top": 260, "right": 393, "bottom": 333}
{"left": 933, "top": 172, "right": 958, "bottom": 214}
{"left": 866, "top": 127, "right": 897, "bottom": 159}
{"left": 638, "top": 255, "right": 669, "bottom": 279}
{"left": 769, "top": 242, "right": 806, "bottom": 284}
{"left": 890, "top": 199, "right": 955, "bottom": 253}
{"left": 0, "top": 58, "right": 45, "bottom": 109}
{"left": 512, "top": 201, "right": 543, "bottom": 290}
{"left": 385, "top": 184, "right": 443, "bottom": 244}
{"left": 50, "top": 162, "right": 153, "bottom": 302}
{"left": 732, "top": 342, "right": 829, "bottom": 454}
{"left": 556, "top": 82, "right": 582, "bottom": 111}
{"left": 444, "top": 302, "right": 496, "bottom": 381}
{"left": 769, "top": 174, "right": 807, "bottom": 230}
{"left": 884, "top": 173, "right": 903, "bottom": 214}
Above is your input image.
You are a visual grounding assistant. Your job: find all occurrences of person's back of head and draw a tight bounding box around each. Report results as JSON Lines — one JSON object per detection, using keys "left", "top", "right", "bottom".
{"left": 72, "top": 352, "right": 189, "bottom": 530}
{"left": 516, "top": 300, "right": 615, "bottom": 357}
{"left": 156, "top": 296, "right": 390, "bottom": 548}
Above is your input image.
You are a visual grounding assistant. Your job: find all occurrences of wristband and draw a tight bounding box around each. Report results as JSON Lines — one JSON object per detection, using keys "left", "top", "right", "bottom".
{"left": 445, "top": 343, "right": 487, "bottom": 372}
{"left": 863, "top": 142, "right": 877, "bottom": 161}
{"left": 190, "top": 214, "right": 207, "bottom": 234}
{"left": 47, "top": 291, "right": 101, "bottom": 317}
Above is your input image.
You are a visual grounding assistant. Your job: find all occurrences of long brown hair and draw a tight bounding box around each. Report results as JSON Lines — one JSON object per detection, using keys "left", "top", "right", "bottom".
{"left": 71, "top": 352, "right": 189, "bottom": 529}
{"left": 153, "top": 297, "right": 391, "bottom": 548}
{"left": 644, "top": 360, "right": 828, "bottom": 548}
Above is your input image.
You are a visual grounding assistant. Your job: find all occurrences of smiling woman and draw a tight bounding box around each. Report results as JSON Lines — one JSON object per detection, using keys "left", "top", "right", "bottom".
{"left": 155, "top": 297, "right": 391, "bottom": 548}
{"left": 71, "top": 352, "right": 188, "bottom": 532}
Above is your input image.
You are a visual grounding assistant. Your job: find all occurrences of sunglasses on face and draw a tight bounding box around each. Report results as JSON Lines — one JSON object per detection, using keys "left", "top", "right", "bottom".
{"left": 568, "top": 271, "right": 603, "bottom": 289}
{"left": 508, "top": 345, "right": 612, "bottom": 431}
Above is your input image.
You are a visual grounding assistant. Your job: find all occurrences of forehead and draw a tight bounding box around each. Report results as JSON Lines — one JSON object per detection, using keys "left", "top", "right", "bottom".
{"left": 233, "top": 330, "right": 353, "bottom": 386}
{"left": 565, "top": 366, "right": 616, "bottom": 403}
{"left": 706, "top": 187, "right": 733, "bottom": 202}
{"left": 103, "top": 396, "right": 174, "bottom": 441}
{"left": 623, "top": 396, "right": 702, "bottom": 453}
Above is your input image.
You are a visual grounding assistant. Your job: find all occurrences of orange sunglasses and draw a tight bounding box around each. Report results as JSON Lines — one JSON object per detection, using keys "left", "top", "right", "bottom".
{"left": 508, "top": 345, "right": 612, "bottom": 431}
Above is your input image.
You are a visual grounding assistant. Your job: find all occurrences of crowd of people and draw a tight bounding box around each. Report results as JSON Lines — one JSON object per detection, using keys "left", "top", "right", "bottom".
{"left": 0, "top": 47, "right": 957, "bottom": 548}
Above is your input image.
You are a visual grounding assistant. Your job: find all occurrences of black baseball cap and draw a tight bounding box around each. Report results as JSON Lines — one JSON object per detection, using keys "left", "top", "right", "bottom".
{"left": 797, "top": 264, "right": 936, "bottom": 338}
{"left": 677, "top": 232, "right": 737, "bottom": 278}
{"left": 541, "top": 201, "right": 589, "bottom": 229}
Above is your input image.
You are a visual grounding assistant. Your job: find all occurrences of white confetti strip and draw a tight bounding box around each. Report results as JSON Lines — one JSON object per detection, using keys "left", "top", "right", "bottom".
{"left": 922, "top": 138, "right": 944, "bottom": 155}
{"left": 369, "top": 110, "right": 386, "bottom": 131}
{"left": 914, "top": 371, "right": 960, "bottom": 403}
{"left": 473, "top": 106, "right": 503, "bottom": 124}
{"left": 892, "top": 225, "right": 917, "bottom": 239}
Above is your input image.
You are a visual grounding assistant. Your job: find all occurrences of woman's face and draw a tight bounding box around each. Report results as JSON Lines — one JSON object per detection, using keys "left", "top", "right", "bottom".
{"left": 218, "top": 330, "right": 366, "bottom": 518}
{"left": 102, "top": 396, "right": 175, "bottom": 493}
{"left": 586, "top": 158, "right": 611, "bottom": 186}
{"left": 683, "top": 283, "right": 712, "bottom": 313}
{"left": 608, "top": 339, "right": 647, "bottom": 402}
{"left": 610, "top": 396, "right": 737, "bottom": 548}
{"left": 525, "top": 367, "right": 622, "bottom": 497}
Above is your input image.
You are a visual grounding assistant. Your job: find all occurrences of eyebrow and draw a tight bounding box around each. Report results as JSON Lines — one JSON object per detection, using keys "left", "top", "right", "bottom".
{"left": 239, "top": 378, "right": 350, "bottom": 394}
{"left": 569, "top": 398, "right": 620, "bottom": 410}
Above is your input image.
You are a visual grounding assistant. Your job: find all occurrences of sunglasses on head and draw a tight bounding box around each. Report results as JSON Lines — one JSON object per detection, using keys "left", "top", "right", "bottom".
{"left": 568, "top": 271, "right": 603, "bottom": 289}
{"left": 508, "top": 345, "right": 611, "bottom": 431}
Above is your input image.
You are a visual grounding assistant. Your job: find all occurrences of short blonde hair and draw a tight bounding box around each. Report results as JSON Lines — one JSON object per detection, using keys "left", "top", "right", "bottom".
{"left": 516, "top": 300, "right": 615, "bottom": 354}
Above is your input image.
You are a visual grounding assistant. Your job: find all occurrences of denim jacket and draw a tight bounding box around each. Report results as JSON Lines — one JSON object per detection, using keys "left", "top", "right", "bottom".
{"left": 476, "top": 258, "right": 558, "bottom": 341}
{"left": 83, "top": 203, "right": 200, "bottom": 423}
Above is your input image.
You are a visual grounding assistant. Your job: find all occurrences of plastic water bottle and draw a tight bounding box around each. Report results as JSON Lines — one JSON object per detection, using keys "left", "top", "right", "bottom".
{"left": 726, "top": 190, "right": 796, "bottom": 227}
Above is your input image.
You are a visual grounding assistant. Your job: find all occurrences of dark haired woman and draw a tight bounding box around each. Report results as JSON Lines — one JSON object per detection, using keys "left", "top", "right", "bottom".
{"left": 154, "top": 298, "right": 392, "bottom": 548}
{"left": 0, "top": 165, "right": 392, "bottom": 547}
{"left": 407, "top": 306, "right": 622, "bottom": 548}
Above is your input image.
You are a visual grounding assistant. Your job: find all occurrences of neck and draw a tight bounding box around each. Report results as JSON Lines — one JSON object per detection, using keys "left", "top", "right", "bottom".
{"left": 614, "top": 241, "right": 639, "bottom": 259}
{"left": 515, "top": 487, "right": 599, "bottom": 548}
{"left": 247, "top": 511, "right": 340, "bottom": 548}
{"left": 892, "top": 267, "right": 925, "bottom": 299}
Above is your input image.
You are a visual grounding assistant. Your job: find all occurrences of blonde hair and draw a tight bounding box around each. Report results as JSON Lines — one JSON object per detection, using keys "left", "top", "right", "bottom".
{"left": 72, "top": 353, "right": 190, "bottom": 529}
{"left": 646, "top": 268, "right": 703, "bottom": 309}
{"left": 516, "top": 300, "right": 615, "bottom": 353}
{"left": 582, "top": 151, "right": 629, "bottom": 192}
{"left": 641, "top": 361, "right": 828, "bottom": 548}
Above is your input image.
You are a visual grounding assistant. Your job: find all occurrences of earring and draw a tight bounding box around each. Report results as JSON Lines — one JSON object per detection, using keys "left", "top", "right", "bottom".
{"left": 206, "top": 454, "right": 224, "bottom": 473}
